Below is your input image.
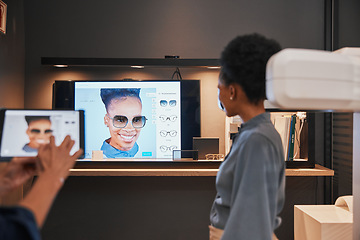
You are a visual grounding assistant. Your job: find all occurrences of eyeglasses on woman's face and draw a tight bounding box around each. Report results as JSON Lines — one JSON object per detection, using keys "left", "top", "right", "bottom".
{"left": 107, "top": 115, "right": 147, "bottom": 129}
{"left": 29, "top": 129, "right": 53, "bottom": 134}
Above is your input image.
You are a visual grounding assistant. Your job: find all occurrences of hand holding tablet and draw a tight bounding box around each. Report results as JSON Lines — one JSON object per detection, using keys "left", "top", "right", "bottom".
{"left": 0, "top": 157, "right": 38, "bottom": 197}
{"left": 0, "top": 109, "right": 85, "bottom": 233}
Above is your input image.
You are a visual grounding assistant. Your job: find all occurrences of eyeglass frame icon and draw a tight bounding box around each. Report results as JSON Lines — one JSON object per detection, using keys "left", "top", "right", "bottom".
{"left": 159, "top": 100, "right": 177, "bottom": 107}
{"left": 107, "top": 114, "right": 147, "bottom": 129}
{"left": 160, "top": 145, "right": 177, "bottom": 152}
{"left": 160, "top": 130, "right": 177, "bottom": 137}
{"left": 159, "top": 115, "right": 177, "bottom": 122}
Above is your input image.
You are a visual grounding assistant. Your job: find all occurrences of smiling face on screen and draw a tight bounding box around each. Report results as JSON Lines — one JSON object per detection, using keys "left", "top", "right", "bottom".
{"left": 104, "top": 97, "right": 143, "bottom": 151}
{"left": 26, "top": 119, "right": 53, "bottom": 149}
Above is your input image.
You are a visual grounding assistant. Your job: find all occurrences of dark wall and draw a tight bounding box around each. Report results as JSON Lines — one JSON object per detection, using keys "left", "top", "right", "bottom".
{"left": 325, "top": 0, "right": 360, "bottom": 203}
{"left": 41, "top": 176, "right": 321, "bottom": 240}
{"left": 42, "top": 176, "right": 218, "bottom": 240}
{"left": 23, "top": 0, "right": 326, "bottom": 109}
{"left": 336, "top": 0, "right": 360, "bottom": 49}
{"left": 24, "top": 0, "right": 324, "bottom": 59}
{"left": 332, "top": 113, "right": 353, "bottom": 202}
{"left": 0, "top": 0, "right": 25, "bottom": 108}
{"left": 18, "top": 1, "right": 360, "bottom": 239}
{"left": 22, "top": 0, "right": 328, "bottom": 154}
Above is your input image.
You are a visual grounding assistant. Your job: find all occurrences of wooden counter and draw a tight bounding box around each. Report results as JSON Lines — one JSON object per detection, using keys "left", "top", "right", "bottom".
{"left": 70, "top": 162, "right": 334, "bottom": 177}
{"left": 285, "top": 164, "right": 334, "bottom": 177}
{"left": 46, "top": 162, "right": 334, "bottom": 240}
{"left": 70, "top": 168, "right": 218, "bottom": 176}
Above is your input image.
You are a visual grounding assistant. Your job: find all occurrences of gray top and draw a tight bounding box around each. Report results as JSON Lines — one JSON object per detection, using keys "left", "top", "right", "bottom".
{"left": 210, "top": 112, "right": 285, "bottom": 240}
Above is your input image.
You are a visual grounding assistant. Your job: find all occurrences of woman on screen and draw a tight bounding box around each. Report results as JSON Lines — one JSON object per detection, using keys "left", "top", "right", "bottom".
{"left": 100, "top": 88, "right": 147, "bottom": 158}
{"left": 23, "top": 116, "right": 53, "bottom": 153}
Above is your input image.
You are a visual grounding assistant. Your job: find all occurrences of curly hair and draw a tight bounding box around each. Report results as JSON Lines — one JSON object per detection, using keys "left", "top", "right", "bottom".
{"left": 220, "top": 33, "right": 281, "bottom": 104}
{"left": 100, "top": 88, "right": 141, "bottom": 111}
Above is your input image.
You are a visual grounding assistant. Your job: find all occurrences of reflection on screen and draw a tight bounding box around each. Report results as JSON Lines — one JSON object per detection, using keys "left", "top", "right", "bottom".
{"left": 74, "top": 81, "right": 181, "bottom": 159}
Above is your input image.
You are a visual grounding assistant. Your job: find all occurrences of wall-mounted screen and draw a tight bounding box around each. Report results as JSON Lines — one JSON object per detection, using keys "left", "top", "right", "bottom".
{"left": 52, "top": 80, "right": 200, "bottom": 160}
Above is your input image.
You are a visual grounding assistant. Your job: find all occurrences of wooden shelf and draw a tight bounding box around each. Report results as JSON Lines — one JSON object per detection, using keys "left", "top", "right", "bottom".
{"left": 286, "top": 164, "right": 334, "bottom": 177}
{"left": 70, "top": 168, "right": 218, "bottom": 177}
{"left": 69, "top": 164, "right": 333, "bottom": 177}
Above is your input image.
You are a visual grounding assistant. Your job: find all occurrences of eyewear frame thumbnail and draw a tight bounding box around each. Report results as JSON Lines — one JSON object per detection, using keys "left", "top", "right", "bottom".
{"left": 160, "top": 130, "right": 177, "bottom": 137}
{"left": 159, "top": 115, "right": 178, "bottom": 122}
{"left": 160, "top": 100, "right": 177, "bottom": 107}
{"left": 160, "top": 145, "right": 177, "bottom": 152}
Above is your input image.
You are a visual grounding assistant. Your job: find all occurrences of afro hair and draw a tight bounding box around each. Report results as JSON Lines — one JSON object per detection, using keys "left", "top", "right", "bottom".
{"left": 220, "top": 33, "right": 281, "bottom": 104}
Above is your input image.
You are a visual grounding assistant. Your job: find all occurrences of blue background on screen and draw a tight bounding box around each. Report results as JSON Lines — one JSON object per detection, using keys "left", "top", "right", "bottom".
{"left": 76, "top": 88, "right": 156, "bottom": 158}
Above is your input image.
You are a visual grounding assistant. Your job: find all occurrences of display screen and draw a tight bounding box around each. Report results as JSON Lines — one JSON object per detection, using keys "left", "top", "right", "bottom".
{"left": 74, "top": 81, "right": 181, "bottom": 159}
{"left": 0, "top": 109, "right": 84, "bottom": 161}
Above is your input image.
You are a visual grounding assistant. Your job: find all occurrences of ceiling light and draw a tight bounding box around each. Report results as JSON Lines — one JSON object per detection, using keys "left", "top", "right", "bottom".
{"left": 54, "top": 65, "right": 68, "bottom": 68}
{"left": 207, "top": 66, "right": 221, "bottom": 69}
{"left": 131, "top": 65, "right": 145, "bottom": 69}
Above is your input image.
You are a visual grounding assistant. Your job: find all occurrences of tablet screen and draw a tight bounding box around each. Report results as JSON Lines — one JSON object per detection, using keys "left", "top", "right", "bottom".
{"left": 0, "top": 109, "right": 84, "bottom": 161}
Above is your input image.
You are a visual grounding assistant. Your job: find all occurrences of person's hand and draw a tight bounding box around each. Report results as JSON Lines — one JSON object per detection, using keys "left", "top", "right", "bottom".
{"left": 37, "top": 135, "right": 83, "bottom": 183}
{"left": 0, "top": 157, "right": 38, "bottom": 197}
{"left": 19, "top": 135, "right": 83, "bottom": 228}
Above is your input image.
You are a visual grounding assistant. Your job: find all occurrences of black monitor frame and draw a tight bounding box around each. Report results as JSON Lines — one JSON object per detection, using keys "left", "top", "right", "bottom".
{"left": 52, "top": 80, "right": 201, "bottom": 156}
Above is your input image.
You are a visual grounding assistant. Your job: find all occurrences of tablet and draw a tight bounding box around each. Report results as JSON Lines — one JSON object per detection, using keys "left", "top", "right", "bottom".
{"left": 0, "top": 109, "right": 85, "bottom": 161}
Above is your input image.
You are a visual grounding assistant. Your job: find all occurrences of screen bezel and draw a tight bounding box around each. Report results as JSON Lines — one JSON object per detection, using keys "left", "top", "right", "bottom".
{"left": 53, "top": 79, "right": 201, "bottom": 161}
{"left": 0, "top": 109, "right": 85, "bottom": 161}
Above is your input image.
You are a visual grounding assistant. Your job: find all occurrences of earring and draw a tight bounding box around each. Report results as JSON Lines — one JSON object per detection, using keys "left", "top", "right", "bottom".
{"left": 230, "top": 96, "right": 233, "bottom": 100}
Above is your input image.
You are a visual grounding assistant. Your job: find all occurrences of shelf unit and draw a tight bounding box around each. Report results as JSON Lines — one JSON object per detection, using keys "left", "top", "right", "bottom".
{"left": 226, "top": 109, "right": 318, "bottom": 169}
